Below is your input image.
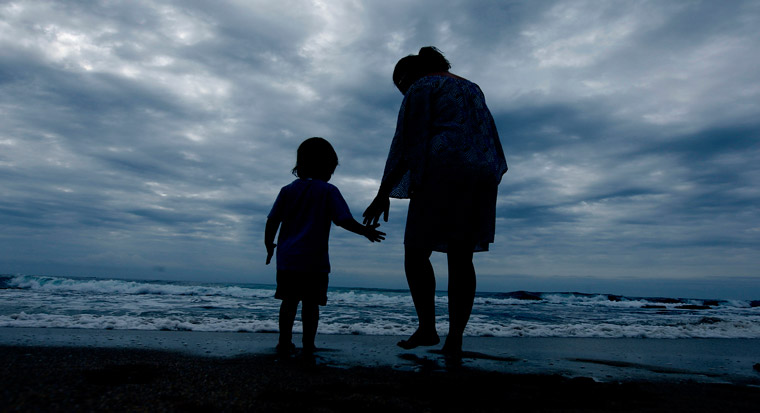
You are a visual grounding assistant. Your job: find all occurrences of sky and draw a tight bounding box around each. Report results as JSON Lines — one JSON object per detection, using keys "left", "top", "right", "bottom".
{"left": 1, "top": 0, "right": 759, "bottom": 299}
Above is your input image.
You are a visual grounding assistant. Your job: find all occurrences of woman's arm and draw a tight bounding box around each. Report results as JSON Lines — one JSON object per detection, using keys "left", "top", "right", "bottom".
{"left": 362, "top": 157, "right": 408, "bottom": 226}
{"left": 377, "top": 158, "right": 409, "bottom": 197}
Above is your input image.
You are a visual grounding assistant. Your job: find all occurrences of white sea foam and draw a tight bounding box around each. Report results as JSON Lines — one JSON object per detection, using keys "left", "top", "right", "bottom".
{"left": 2, "top": 274, "right": 759, "bottom": 338}
{"left": 0, "top": 312, "right": 280, "bottom": 333}
{"left": 2, "top": 311, "right": 759, "bottom": 338}
{"left": 4, "top": 274, "right": 273, "bottom": 299}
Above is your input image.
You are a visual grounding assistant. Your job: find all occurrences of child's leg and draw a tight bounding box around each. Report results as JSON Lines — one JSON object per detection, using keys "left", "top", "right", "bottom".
{"left": 300, "top": 300, "right": 320, "bottom": 352}
{"left": 278, "top": 298, "right": 299, "bottom": 348}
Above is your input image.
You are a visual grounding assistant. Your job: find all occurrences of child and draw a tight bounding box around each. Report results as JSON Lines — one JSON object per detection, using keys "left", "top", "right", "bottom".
{"left": 265, "top": 137, "right": 385, "bottom": 354}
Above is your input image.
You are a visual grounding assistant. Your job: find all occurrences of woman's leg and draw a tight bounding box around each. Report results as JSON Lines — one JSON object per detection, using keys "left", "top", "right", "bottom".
{"left": 398, "top": 245, "right": 440, "bottom": 349}
{"left": 278, "top": 299, "right": 299, "bottom": 351}
{"left": 301, "top": 300, "right": 319, "bottom": 353}
{"left": 444, "top": 246, "right": 476, "bottom": 355}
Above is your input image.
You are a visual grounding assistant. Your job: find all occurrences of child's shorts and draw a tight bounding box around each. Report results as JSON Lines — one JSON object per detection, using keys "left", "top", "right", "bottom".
{"left": 274, "top": 271, "right": 329, "bottom": 306}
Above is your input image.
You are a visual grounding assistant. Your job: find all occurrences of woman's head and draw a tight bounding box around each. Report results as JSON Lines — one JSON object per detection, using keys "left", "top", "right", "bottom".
{"left": 393, "top": 46, "right": 451, "bottom": 94}
{"left": 292, "top": 137, "right": 339, "bottom": 181}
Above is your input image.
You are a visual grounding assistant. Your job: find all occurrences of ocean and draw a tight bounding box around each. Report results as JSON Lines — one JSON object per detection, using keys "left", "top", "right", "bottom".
{"left": 2, "top": 274, "right": 759, "bottom": 339}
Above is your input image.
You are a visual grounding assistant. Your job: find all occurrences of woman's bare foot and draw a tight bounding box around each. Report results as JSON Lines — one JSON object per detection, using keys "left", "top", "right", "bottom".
{"left": 302, "top": 343, "right": 317, "bottom": 355}
{"left": 397, "top": 330, "right": 440, "bottom": 350}
{"left": 441, "top": 335, "right": 463, "bottom": 358}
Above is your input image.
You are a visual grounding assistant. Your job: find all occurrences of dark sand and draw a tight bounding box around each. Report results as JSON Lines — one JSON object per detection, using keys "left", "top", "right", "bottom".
{"left": 1, "top": 328, "right": 760, "bottom": 412}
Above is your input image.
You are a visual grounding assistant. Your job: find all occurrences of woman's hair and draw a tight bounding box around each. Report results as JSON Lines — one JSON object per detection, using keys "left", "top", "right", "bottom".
{"left": 393, "top": 46, "right": 451, "bottom": 93}
{"left": 292, "top": 137, "right": 339, "bottom": 181}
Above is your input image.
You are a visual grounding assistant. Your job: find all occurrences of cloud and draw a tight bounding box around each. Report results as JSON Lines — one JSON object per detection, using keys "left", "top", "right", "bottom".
{"left": 1, "top": 0, "right": 759, "bottom": 299}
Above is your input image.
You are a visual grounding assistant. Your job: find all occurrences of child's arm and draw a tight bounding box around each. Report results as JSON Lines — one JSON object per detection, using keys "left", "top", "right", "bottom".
{"left": 264, "top": 217, "right": 280, "bottom": 265}
{"left": 337, "top": 218, "right": 386, "bottom": 242}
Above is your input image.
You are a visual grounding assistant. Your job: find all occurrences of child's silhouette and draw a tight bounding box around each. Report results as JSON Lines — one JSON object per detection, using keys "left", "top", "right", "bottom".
{"left": 265, "top": 137, "right": 385, "bottom": 354}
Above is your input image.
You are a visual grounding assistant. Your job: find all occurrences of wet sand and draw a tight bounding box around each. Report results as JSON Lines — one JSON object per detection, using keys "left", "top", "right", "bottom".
{"left": 1, "top": 328, "right": 759, "bottom": 411}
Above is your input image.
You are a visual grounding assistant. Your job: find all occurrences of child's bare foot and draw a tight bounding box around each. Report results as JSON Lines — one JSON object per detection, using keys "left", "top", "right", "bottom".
{"left": 397, "top": 330, "right": 440, "bottom": 350}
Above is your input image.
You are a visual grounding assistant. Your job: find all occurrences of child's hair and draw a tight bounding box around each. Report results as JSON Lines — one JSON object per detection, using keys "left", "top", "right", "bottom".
{"left": 292, "top": 137, "right": 339, "bottom": 181}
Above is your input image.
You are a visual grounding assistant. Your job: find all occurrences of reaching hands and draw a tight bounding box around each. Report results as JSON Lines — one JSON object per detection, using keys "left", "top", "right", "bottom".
{"left": 338, "top": 218, "right": 386, "bottom": 242}
{"left": 363, "top": 223, "right": 386, "bottom": 242}
{"left": 266, "top": 218, "right": 386, "bottom": 264}
{"left": 363, "top": 194, "right": 390, "bottom": 226}
{"left": 360, "top": 194, "right": 389, "bottom": 242}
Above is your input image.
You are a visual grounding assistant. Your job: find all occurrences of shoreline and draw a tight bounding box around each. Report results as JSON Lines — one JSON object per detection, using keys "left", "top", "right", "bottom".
{"left": 2, "top": 345, "right": 760, "bottom": 412}
{"left": 2, "top": 328, "right": 760, "bottom": 411}
{"left": 1, "top": 327, "right": 759, "bottom": 385}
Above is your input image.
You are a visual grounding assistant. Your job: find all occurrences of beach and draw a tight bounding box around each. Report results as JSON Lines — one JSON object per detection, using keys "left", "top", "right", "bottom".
{"left": 3, "top": 276, "right": 760, "bottom": 411}
{"left": 2, "top": 328, "right": 759, "bottom": 411}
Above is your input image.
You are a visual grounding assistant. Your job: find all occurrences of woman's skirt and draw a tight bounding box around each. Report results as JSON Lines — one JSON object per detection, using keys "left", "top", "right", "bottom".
{"left": 404, "top": 178, "right": 498, "bottom": 253}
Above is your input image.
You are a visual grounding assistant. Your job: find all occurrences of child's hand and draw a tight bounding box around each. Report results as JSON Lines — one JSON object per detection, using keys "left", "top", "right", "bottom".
{"left": 265, "top": 243, "right": 276, "bottom": 265}
{"left": 364, "top": 223, "right": 386, "bottom": 243}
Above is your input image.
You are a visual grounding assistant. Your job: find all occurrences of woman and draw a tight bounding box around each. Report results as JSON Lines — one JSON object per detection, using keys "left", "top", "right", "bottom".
{"left": 363, "top": 47, "right": 507, "bottom": 356}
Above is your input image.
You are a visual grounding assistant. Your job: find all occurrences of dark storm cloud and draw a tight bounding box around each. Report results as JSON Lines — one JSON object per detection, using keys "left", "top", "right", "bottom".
{"left": 646, "top": 125, "right": 760, "bottom": 163}
{"left": 1, "top": 0, "right": 759, "bottom": 298}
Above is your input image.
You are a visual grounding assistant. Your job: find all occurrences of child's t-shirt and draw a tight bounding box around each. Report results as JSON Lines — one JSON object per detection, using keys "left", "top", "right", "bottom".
{"left": 268, "top": 178, "right": 353, "bottom": 273}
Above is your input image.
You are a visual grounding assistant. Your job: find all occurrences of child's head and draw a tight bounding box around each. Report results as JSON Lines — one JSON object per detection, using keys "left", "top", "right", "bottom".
{"left": 292, "top": 137, "right": 339, "bottom": 181}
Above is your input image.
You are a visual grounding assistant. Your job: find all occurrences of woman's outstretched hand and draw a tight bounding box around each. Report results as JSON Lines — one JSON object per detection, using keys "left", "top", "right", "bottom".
{"left": 363, "top": 195, "right": 390, "bottom": 226}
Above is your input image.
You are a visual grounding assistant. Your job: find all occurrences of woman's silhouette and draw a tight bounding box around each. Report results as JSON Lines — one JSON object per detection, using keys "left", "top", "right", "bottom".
{"left": 364, "top": 47, "right": 507, "bottom": 356}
